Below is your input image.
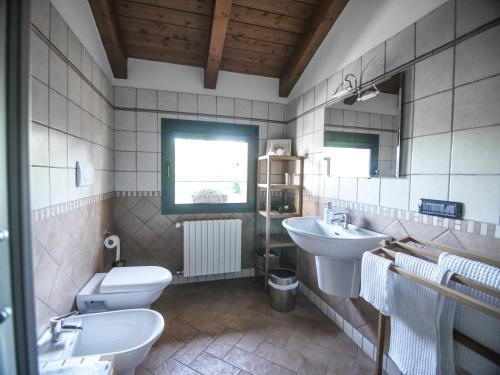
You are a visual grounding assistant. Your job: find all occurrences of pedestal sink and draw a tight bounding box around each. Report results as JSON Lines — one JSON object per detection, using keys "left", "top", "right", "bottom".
{"left": 282, "top": 216, "right": 390, "bottom": 297}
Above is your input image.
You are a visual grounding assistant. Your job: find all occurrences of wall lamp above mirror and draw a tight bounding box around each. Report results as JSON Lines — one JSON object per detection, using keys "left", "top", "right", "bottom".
{"left": 324, "top": 71, "right": 409, "bottom": 179}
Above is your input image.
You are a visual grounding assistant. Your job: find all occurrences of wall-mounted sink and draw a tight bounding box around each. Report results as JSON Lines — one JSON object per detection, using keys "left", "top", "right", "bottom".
{"left": 283, "top": 216, "right": 390, "bottom": 297}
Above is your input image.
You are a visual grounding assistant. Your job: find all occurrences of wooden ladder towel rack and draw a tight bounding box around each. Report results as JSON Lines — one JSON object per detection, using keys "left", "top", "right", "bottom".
{"left": 371, "top": 236, "right": 500, "bottom": 375}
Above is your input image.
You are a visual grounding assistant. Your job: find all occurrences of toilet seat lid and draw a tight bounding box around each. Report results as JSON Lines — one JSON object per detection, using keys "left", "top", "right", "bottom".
{"left": 100, "top": 266, "right": 172, "bottom": 293}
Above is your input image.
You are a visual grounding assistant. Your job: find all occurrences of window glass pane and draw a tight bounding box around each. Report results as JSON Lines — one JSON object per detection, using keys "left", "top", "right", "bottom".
{"left": 325, "top": 147, "right": 371, "bottom": 177}
{"left": 174, "top": 138, "right": 248, "bottom": 204}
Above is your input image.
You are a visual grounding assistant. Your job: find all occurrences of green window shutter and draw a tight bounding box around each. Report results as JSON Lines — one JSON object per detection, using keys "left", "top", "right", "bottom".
{"left": 161, "top": 119, "right": 258, "bottom": 214}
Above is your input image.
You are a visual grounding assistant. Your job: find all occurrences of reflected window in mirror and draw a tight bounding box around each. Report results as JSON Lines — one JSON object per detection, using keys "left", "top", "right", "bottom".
{"left": 324, "top": 131, "right": 379, "bottom": 177}
{"left": 323, "top": 72, "right": 405, "bottom": 178}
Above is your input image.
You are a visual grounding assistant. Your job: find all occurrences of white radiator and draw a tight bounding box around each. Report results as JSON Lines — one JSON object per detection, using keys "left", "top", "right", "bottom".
{"left": 183, "top": 219, "right": 242, "bottom": 277}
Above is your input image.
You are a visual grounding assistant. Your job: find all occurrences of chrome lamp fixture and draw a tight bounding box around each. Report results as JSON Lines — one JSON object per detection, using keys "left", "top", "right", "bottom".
{"left": 357, "top": 84, "right": 380, "bottom": 101}
{"left": 330, "top": 73, "right": 358, "bottom": 101}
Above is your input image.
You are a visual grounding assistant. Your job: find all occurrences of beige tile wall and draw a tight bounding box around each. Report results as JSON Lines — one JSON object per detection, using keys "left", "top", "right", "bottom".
{"left": 113, "top": 87, "right": 286, "bottom": 191}
{"left": 29, "top": 0, "right": 289, "bottom": 334}
{"left": 111, "top": 88, "right": 287, "bottom": 269}
{"left": 30, "top": 0, "right": 115, "bottom": 334}
{"left": 286, "top": 0, "right": 500, "bottom": 227}
{"left": 30, "top": 0, "right": 114, "bottom": 210}
{"left": 285, "top": 0, "right": 500, "bottom": 340}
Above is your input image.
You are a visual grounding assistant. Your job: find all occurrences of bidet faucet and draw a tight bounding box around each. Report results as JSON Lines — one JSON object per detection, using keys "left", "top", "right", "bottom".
{"left": 49, "top": 311, "right": 82, "bottom": 343}
{"left": 331, "top": 211, "right": 349, "bottom": 229}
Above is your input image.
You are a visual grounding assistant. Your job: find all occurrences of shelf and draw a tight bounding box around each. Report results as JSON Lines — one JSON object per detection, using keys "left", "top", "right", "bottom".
{"left": 258, "top": 210, "right": 300, "bottom": 219}
{"left": 258, "top": 155, "right": 304, "bottom": 161}
{"left": 258, "top": 183, "right": 301, "bottom": 190}
{"left": 260, "top": 234, "right": 296, "bottom": 248}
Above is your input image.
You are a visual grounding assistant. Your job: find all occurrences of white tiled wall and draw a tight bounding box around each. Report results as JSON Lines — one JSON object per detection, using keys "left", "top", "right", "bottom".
{"left": 113, "top": 88, "right": 286, "bottom": 191}
{"left": 286, "top": 0, "right": 500, "bottom": 225}
{"left": 30, "top": 1, "right": 114, "bottom": 210}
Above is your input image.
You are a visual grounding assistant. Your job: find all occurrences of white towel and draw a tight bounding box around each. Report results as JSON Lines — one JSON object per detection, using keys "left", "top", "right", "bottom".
{"left": 360, "top": 251, "right": 393, "bottom": 315}
{"left": 438, "top": 252, "right": 500, "bottom": 375}
{"left": 389, "top": 253, "right": 455, "bottom": 375}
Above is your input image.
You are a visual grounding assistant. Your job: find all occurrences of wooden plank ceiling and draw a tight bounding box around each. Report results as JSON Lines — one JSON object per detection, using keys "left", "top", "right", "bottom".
{"left": 90, "top": 0, "right": 349, "bottom": 97}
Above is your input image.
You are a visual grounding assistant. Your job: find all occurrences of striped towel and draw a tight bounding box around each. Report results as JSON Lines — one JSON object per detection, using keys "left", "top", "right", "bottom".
{"left": 360, "top": 251, "right": 393, "bottom": 315}
{"left": 438, "top": 252, "right": 500, "bottom": 375}
{"left": 389, "top": 253, "right": 455, "bottom": 375}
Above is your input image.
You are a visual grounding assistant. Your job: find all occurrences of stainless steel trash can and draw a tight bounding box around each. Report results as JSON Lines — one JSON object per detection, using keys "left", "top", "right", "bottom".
{"left": 268, "top": 268, "right": 298, "bottom": 312}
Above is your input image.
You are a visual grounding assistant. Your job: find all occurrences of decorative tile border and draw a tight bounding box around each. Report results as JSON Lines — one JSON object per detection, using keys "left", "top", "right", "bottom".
{"left": 303, "top": 194, "right": 500, "bottom": 239}
{"left": 299, "top": 282, "right": 402, "bottom": 375}
{"left": 31, "top": 190, "right": 500, "bottom": 240}
{"left": 31, "top": 192, "right": 115, "bottom": 222}
{"left": 115, "top": 191, "right": 162, "bottom": 198}
{"left": 170, "top": 267, "right": 255, "bottom": 285}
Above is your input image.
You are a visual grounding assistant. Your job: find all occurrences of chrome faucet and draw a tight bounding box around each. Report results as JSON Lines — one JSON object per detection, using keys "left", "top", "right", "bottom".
{"left": 331, "top": 211, "right": 349, "bottom": 229}
{"left": 49, "top": 311, "right": 82, "bottom": 343}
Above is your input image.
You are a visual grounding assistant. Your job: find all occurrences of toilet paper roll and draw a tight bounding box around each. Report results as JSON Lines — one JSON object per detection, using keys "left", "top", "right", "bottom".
{"left": 104, "top": 235, "right": 120, "bottom": 262}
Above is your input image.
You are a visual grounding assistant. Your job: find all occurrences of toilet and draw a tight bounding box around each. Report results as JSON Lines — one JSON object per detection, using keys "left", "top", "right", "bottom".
{"left": 76, "top": 266, "right": 172, "bottom": 313}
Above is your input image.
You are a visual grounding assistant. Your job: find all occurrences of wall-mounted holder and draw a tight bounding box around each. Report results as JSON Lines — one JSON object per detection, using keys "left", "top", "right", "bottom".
{"left": 418, "top": 198, "right": 463, "bottom": 219}
{"left": 76, "top": 161, "right": 94, "bottom": 187}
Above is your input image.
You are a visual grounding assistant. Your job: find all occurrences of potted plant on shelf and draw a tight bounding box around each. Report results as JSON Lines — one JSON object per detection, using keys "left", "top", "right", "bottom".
{"left": 192, "top": 188, "right": 228, "bottom": 203}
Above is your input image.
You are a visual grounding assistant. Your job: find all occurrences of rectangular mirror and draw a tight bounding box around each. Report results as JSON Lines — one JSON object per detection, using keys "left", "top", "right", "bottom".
{"left": 324, "top": 72, "right": 403, "bottom": 178}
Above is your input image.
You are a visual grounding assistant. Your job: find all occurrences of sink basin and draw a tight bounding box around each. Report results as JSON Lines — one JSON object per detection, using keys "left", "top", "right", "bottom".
{"left": 283, "top": 216, "right": 390, "bottom": 297}
{"left": 38, "top": 309, "right": 164, "bottom": 375}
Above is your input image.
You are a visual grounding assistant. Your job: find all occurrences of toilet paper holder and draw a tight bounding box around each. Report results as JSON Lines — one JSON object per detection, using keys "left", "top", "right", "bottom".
{"left": 104, "top": 233, "right": 124, "bottom": 267}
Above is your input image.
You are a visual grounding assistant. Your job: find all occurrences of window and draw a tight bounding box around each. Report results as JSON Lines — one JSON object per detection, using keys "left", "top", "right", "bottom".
{"left": 161, "top": 119, "right": 258, "bottom": 214}
{"left": 324, "top": 131, "right": 379, "bottom": 177}
{"left": 326, "top": 147, "right": 371, "bottom": 177}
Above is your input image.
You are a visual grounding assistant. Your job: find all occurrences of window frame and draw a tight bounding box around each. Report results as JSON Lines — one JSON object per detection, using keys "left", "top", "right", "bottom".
{"left": 324, "top": 130, "right": 380, "bottom": 177}
{"left": 161, "top": 118, "right": 258, "bottom": 214}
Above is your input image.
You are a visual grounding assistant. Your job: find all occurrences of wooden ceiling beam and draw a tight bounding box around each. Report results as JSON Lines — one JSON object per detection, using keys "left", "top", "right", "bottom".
{"left": 89, "top": 0, "right": 127, "bottom": 78}
{"left": 204, "top": 0, "right": 232, "bottom": 89}
{"left": 279, "top": 0, "right": 349, "bottom": 97}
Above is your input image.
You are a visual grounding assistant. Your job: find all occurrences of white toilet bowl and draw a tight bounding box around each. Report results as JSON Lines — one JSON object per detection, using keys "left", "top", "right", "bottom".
{"left": 76, "top": 266, "right": 172, "bottom": 313}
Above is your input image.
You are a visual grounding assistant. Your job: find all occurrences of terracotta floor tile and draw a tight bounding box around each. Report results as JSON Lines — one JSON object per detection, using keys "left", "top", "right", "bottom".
{"left": 153, "top": 358, "right": 200, "bottom": 375}
{"left": 205, "top": 328, "right": 244, "bottom": 359}
{"left": 325, "top": 352, "right": 355, "bottom": 375}
{"left": 224, "top": 347, "right": 274, "bottom": 375}
{"left": 352, "top": 349, "right": 380, "bottom": 375}
{"left": 292, "top": 342, "right": 333, "bottom": 367}
{"left": 186, "top": 316, "right": 226, "bottom": 337}
{"left": 141, "top": 334, "right": 185, "bottom": 371}
{"left": 267, "top": 363, "right": 297, "bottom": 375}
{"left": 168, "top": 319, "right": 199, "bottom": 342}
{"left": 298, "top": 358, "right": 327, "bottom": 375}
{"left": 190, "top": 352, "right": 240, "bottom": 375}
{"left": 265, "top": 325, "right": 295, "bottom": 347}
{"left": 135, "top": 366, "right": 154, "bottom": 375}
{"left": 173, "top": 333, "right": 215, "bottom": 365}
{"left": 329, "top": 335, "right": 358, "bottom": 358}
{"left": 144, "top": 278, "right": 368, "bottom": 375}
{"left": 255, "top": 342, "right": 303, "bottom": 371}
{"left": 235, "top": 326, "right": 269, "bottom": 353}
{"left": 213, "top": 312, "right": 255, "bottom": 332}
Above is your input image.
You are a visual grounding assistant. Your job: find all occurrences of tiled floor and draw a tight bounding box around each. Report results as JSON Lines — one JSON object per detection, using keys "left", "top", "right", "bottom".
{"left": 136, "top": 278, "right": 379, "bottom": 375}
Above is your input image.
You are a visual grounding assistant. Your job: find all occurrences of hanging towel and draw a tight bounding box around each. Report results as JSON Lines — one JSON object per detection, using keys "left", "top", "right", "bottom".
{"left": 360, "top": 251, "right": 393, "bottom": 315}
{"left": 389, "top": 253, "right": 455, "bottom": 375}
{"left": 438, "top": 252, "right": 500, "bottom": 375}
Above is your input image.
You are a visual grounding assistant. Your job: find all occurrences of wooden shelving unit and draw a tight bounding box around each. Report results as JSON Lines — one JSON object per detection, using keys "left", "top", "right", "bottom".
{"left": 256, "top": 154, "right": 304, "bottom": 289}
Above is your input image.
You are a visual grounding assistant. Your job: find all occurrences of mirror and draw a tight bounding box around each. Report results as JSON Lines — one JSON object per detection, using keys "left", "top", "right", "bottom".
{"left": 324, "top": 73, "right": 403, "bottom": 178}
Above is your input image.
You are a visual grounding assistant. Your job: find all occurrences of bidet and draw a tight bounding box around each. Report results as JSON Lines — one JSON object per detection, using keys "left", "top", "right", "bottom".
{"left": 38, "top": 309, "right": 164, "bottom": 375}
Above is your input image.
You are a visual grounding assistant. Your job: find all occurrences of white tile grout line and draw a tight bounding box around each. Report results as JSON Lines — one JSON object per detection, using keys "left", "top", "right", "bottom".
{"left": 298, "top": 282, "right": 402, "bottom": 375}
{"left": 169, "top": 268, "right": 256, "bottom": 285}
